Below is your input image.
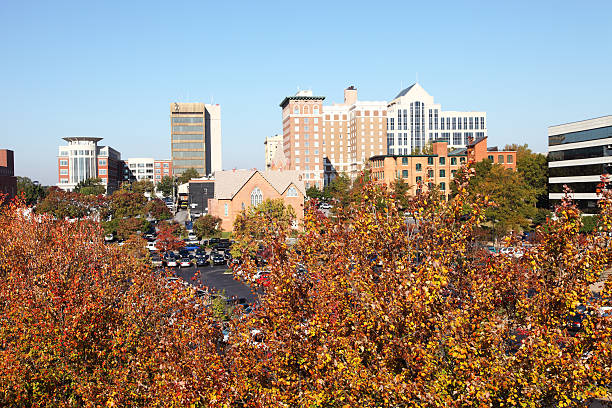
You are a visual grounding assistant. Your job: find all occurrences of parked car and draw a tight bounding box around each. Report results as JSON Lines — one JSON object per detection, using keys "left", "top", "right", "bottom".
{"left": 164, "top": 255, "right": 178, "bottom": 267}
{"left": 150, "top": 254, "right": 163, "bottom": 267}
{"left": 194, "top": 255, "right": 209, "bottom": 267}
{"left": 179, "top": 257, "right": 192, "bottom": 268}
{"left": 319, "top": 202, "right": 332, "bottom": 210}
{"left": 104, "top": 233, "right": 114, "bottom": 242}
{"left": 210, "top": 253, "right": 225, "bottom": 266}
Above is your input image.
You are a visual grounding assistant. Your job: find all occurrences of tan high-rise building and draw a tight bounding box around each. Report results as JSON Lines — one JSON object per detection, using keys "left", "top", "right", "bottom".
{"left": 170, "top": 102, "right": 222, "bottom": 178}
{"left": 280, "top": 86, "right": 387, "bottom": 188}
{"left": 264, "top": 134, "right": 283, "bottom": 169}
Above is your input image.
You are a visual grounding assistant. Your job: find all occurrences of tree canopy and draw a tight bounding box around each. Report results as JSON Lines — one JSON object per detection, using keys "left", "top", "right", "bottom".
{"left": 177, "top": 168, "right": 200, "bottom": 185}
{"left": 16, "top": 176, "right": 47, "bottom": 205}
{"left": 193, "top": 214, "right": 222, "bottom": 239}
{"left": 74, "top": 177, "right": 106, "bottom": 195}
{"left": 156, "top": 175, "right": 174, "bottom": 198}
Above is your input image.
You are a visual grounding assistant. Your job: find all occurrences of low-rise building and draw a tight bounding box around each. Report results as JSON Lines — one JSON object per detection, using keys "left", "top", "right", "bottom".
{"left": 123, "top": 158, "right": 173, "bottom": 183}
{"left": 369, "top": 137, "right": 516, "bottom": 199}
{"left": 0, "top": 149, "right": 17, "bottom": 203}
{"left": 208, "top": 169, "right": 305, "bottom": 231}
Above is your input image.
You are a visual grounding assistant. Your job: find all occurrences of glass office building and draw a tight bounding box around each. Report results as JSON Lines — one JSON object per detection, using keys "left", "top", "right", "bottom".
{"left": 548, "top": 115, "right": 612, "bottom": 213}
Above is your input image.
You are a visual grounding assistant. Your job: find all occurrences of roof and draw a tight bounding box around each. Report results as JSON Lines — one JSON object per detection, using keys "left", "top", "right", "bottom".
{"left": 467, "top": 136, "right": 487, "bottom": 147}
{"left": 214, "top": 169, "right": 305, "bottom": 200}
{"left": 394, "top": 83, "right": 417, "bottom": 99}
{"left": 62, "top": 137, "right": 103, "bottom": 143}
{"left": 448, "top": 148, "right": 467, "bottom": 156}
{"left": 279, "top": 95, "right": 325, "bottom": 108}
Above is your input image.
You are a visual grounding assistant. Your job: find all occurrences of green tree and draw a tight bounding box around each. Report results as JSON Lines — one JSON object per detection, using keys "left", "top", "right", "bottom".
{"left": 16, "top": 176, "right": 46, "bottom": 205}
{"left": 324, "top": 173, "right": 352, "bottom": 207}
{"left": 74, "top": 178, "right": 105, "bottom": 195}
{"left": 131, "top": 179, "right": 155, "bottom": 195}
{"left": 177, "top": 168, "right": 200, "bottom": 185}
{"left": 108, "top": 190, "right": 147, "bottom": 219}
{"left": 193, "top": 214, "right": 222, "bottom": 239}
{"left": 391, "top": 177, "right": 412, "bottom": 211}
{"left": 306, "top": 186, "right": 323, "bottom": 200}
{"left": 454, "top": 160, "right": 536, "bottom": 238}
{"left": 505, "top": 144, "right": 549, "bottom": 208}
{"left": 156, "top": 175, "right": 174, "bottom": 198}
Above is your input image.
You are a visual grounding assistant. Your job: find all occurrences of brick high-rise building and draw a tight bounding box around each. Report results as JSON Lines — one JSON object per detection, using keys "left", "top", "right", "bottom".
{"left": 0, "top": 149, "right": 17, "bottom": 203}
{"left": 170, "top": 102, "right": 222, "bottom": 178}
{"left": 280, "top": 86, "right": 387, "bottom": 188}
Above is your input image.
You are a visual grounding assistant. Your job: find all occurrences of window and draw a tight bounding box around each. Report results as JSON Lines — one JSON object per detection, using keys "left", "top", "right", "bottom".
{"left": 60, "top": 169, "right": 68, "bottom": 175}
{"left": 224, "top": 204, "right": 228, "bottom": 216}
{"left": 450, "top": 157, "right": 457, "bottom": 165}
{"left": 439, "top": 157, "right": 446, "bottom": 165}
{"left": 241, "top": 202, "right": 245, "bottom": 210}
{"left": 98, "top": 159, "right": 107, "bottom": 165}
{"left": 428, "top": 170, "right": 434, "bottom": 178}
{"left": 401, "top": 157, "right": 408, "bottom": 165}
{"left": 507, "top": 155, "right": 514, "bottom": 164}
{"left": 439, "top": 169, "right": 446, "bottom": 177}
{"left": 163, "top": 163, "right": 169, "bottom": 168}
{"left": 251, "top": 187, "right": 263, "bottom": 206}
{"left": 99, "top": 169, "right": 107, "bottom": 175}
{"left": 440, "top": 182, "right": 446, "bottom": 191}
{"left": 286, "top": 186, "right": 298, "bottom": 197}
{"left": 498, "top": 155, "right": 504, "bottom": 164}
{"left": 416, "top": 163, "right": 422, "bottom": 171}
{"left": 294, "top": 107, "right": 299, "bottom": 114}
{"left": 304, "top": 106, "right": 309, "bottom": 114}
{"left": 427, "top": 157, "right": 434, "bottom": 165}
{"left": 402, "top": 170, "right": 409, "bottom": 178}
{"left": 416, "top": 176, "right": 422, "bottom": 183}
{"left": 313, "top": 106, "right": 319, "bottom": 115}
{"left": 487, "top": 155, "right": 494, "bottom": 161}
{"left": 460, "top": 157, "right": 466, "bottom": 163}
{"left": 172, "top": 125, "right": 203, "bottom": 133}
{"left": 59, "top": 160, "right": 68, "bottom": 166}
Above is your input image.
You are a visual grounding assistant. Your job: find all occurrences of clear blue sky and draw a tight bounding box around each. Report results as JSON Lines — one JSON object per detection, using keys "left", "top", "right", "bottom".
{"left": 1, "top": 0, "right": 611, "bottom": 185}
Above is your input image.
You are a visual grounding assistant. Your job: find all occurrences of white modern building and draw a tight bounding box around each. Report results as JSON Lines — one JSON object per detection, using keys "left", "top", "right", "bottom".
{"left": 386, "top": 83, "right": 487, "bottom": 155}
{"left": 57, "top": 137, "right": 122, "bottom": 193}
{"left": 264, "top": 134, "right": 283, "bottom": 169}
{"left": 548, "top": 115, "right": 612, "bottom": 213}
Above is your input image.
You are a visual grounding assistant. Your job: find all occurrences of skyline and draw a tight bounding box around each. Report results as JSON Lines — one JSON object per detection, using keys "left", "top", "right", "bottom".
{"left": 1, "top": 0, "right": 611, "bottom": 185}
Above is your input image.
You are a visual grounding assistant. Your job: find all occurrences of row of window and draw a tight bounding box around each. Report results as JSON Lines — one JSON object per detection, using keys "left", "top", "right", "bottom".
{"left": 172, "top": 125, "right": 204, "bottom": 133}
{"left": 548, "top": 145, "right": 612, "bottom": 162}
{"left": 173, "top": 134, "right": 204, "bottom": 141}
{"left": 486, "top": 154, "right": 514, "bottom": 164}
{"left": 171, "top": 116, "right": 203, "bottom": 124}
{"left": 173, "top": 142, "right": 205, "bottom": 150}
{"left": 293, "top": 105, "right": 320, "bottom": 115}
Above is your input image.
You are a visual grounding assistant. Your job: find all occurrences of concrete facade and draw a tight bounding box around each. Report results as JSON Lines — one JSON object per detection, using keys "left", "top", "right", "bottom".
{"left": 124, "top": 158, "right": 172, "bottom": 183}
{"left": 264, "top": 134, "right": 283, "bottom": 169}
{"left": 0, "top": 149, "right": 17, "bottom": 203}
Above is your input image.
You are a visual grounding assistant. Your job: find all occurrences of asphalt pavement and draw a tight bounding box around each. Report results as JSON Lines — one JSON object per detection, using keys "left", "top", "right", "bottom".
{"left": 163, "top": 264, "right": 257, "bottom": 303}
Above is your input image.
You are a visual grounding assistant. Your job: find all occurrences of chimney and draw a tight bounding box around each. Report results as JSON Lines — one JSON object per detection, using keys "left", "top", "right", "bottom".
{"left": 344, "top": 86, "right": 357, "bottom": 106}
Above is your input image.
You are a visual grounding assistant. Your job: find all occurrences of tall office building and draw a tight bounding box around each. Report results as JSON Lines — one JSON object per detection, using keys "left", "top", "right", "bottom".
{"left": 386, "top": 83, "right": 487, "bottom": 155}
{"left": 280, "top": 86, "right": 387, "bottom": 188}
{"left": 57, "top": 137, "right": 122, "bottom": 193}
{"left": 264, "top": 134, "right": 283, "bottom": 169}
{"left": 548, "top": 115, "right": 612, "bottom": 213}
{"left": 170, "top": 102, "right": 222, "bottom": 178}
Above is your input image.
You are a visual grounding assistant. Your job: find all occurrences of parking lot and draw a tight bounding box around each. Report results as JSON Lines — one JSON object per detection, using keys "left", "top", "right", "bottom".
{"left": 160, "top": 263, "right": 257, "bottom": 304}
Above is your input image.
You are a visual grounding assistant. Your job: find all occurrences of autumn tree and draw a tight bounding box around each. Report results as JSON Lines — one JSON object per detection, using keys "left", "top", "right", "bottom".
{"left": 193, "top": 214, "right": 222, "bottom": 239}
{"left": 226, "top": 175, "right": 612, "bottom": 407}
{"left": 108, "top": 189, "right": 147, "bottom": 219}
{"left": 144, "top": 198, "right": 172, "bottom": 220}
{"left": 391, "top": 177, "right": 412, "bottom": 211}
{"left": 505, "top": 143, "right": 549, "bottom": 208}
{"left": 36, "top": 188, "right": 105, "bottom": 219}
{"left": 156, "top": 221, "right": 185, "bottom": 253}
{"left": 232, "top": 198, "right": 296, "bottom": 258}
{"left": 0, "top": 198, "right": 226, "bottom": 406}
{"left": 156, "top": 175, "right": 174, "bottom": 198}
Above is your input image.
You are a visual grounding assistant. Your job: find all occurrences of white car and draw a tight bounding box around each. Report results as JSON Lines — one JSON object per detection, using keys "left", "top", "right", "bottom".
{"left": 165, "top": 257, "right": 178, "bottom": 267}
{"left": 319, "top": 203, "right": 332, "bottom": 210}
{"left": 104, "top": 234, "right": 114, "bottom": 242}
{"left": 146, "top": 241, "right": 157, "bottom": 251}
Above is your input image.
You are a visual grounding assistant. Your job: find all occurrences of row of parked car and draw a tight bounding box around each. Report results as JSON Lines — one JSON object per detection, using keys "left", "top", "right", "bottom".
{"left": 150, "top": 246, "right": 232, "bottom": 269}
